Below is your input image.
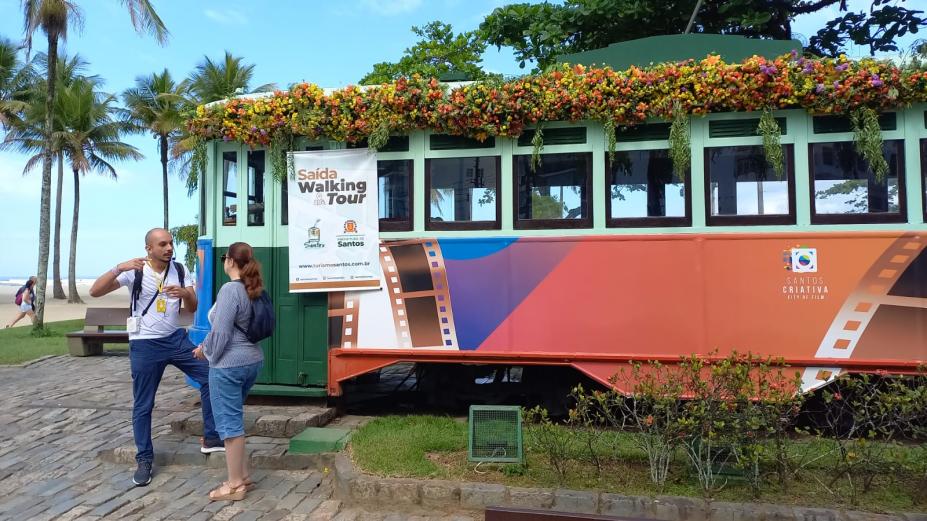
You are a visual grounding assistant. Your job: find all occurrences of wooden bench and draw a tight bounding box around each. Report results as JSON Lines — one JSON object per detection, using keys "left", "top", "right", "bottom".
{"left": 66, "top": 307, "right": 193, "bottom": 357}
{"left": 485, "top": 507, "right": 655, "bottom": 521}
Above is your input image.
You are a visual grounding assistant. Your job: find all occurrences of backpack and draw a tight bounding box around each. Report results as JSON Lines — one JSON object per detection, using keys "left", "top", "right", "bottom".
{"left": 14, "top": 285, "right": 26, "bottom": 306}
{"left": 130, "top": 261, "right": 186, "bottom": 315}
{"left": 234, "top": 282, "right": 275, "bottom": 344}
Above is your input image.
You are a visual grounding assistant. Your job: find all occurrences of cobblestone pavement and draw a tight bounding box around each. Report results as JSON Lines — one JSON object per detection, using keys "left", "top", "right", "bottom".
{"left": 0, "top": 355, "right": 479, "bottom": 520}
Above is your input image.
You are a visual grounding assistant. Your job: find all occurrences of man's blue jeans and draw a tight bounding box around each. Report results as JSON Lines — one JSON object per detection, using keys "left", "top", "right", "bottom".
{"left": 129, "top": 328, "right": 219, "bottom": 463}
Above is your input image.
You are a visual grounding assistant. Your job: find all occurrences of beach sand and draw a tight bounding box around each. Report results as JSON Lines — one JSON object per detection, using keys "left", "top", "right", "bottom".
{"left": 1, "top": 282, "right": 130, "bottom": 327}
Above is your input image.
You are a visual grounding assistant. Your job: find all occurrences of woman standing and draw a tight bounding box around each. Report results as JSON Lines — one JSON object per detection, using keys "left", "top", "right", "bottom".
{"left": 6, "top": 276, "right": 37, "bottom": 328}
{"left": 193, "top": 242, "right": 265, "bottom": 501}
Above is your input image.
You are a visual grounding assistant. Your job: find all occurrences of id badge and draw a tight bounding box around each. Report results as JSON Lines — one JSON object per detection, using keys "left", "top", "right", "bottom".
{"left": 126, "top": 316, "right": 140, "bottom": 334}
{"left": 155, "top": 298, "right": 167, "bottom": 313}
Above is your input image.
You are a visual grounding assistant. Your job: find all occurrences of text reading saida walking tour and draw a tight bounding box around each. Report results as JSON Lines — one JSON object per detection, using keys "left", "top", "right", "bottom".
{"left": 287, "top": 149, "right": 383, "bottom": 292}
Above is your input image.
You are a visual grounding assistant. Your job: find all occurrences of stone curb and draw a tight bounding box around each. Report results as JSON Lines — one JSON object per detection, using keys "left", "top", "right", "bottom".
{"left": 170, "top": 408, "right": 337, "bottom": 438}
{"left": 328, "top": 454, "right": 927, "bottom": 521}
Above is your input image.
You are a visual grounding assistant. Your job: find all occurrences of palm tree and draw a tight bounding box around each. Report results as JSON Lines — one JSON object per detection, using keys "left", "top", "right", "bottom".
{"left": 0, "top": 37, "right": 33, "bottom": 129}
{"left": 56, "top": 79, "right": 142, "bottom": 302}
{"left": 5, "top": 53, "right": 95, "bottom": 300}
{"left": 123, "top": 69, "right": 186, "bottom": 229}
{"left": 186, "top": 51, "right": 276, "bottom": 104}
{"left": 21, "top": 0, "right": 167, "bottom": 330}
{"left": 37, "top": 53, "right": 94, "bottom": 299}
{"left": 173, "top": 52, "right": 275, "bottom": 198}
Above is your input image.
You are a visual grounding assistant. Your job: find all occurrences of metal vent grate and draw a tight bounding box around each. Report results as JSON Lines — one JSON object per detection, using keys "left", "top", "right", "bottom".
{"left": 709, "top": 117, "right": 787, "bottom": 138}
{"left": 468, "top": 405, "right": 523, "bottom": 463}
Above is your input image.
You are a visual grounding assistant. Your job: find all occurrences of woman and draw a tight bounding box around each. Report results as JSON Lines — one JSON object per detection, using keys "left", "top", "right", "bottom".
{"left": 6, "top": 276, "right": 37, "bottom": 328}
{"left": 193, "top": 242, "right": 265, "bottom": 501}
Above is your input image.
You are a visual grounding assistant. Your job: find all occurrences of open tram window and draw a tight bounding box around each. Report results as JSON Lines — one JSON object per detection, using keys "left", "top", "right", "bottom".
{"left": 810, "top": 140, "right": 905, "bottom": 224}
{"left": 606, "top": 149, "right": 690, "bottom": 227}
{"left": 378, "top": 159, "right": 413, "bottom": 232}
{"left": 247, "top": 150, "right": 265, "bottom": 226}
{"left": 222, "top": 151, "right": 238, "bottom": 226}
{"left": 281, "top": 145, "right": 324, "bottom": 226}
{"left": 426, "top": 156, "right": 500, "bottom": 230}
{"left": 922, "top": 139, "right": 927, "bottom": 223}
{"left": 704, "top": 145, "right": 796, "bottom": 226}
{"left": 514, "top": 152, "right": 592, "bottom": 229}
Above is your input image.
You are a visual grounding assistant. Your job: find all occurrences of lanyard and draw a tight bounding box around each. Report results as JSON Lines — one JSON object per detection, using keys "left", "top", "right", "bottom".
{"left": 137, "top": 262, "right": 170, "bottom": 317}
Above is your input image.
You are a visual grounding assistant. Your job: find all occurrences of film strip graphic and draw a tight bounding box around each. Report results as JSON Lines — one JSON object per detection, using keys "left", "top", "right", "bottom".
{"left": 802, "top": 235, "right": 927, "bottom": 391}
{"left": 380, "top": 239, "right": 459, "bottom": 349}
{"left": 328, "top": 239, "right": 459, "bottom": 350}
{"left": 328, "top": 292, "right": 360, "bottom": 349}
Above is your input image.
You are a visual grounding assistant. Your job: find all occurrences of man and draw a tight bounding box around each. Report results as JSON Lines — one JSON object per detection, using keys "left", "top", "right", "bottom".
{"left": 90, "top": 228, "right": 224, "bottom": 487}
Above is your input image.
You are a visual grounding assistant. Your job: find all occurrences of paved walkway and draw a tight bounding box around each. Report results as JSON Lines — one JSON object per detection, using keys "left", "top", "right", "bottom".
{"left": 0, "top": 354, "right": 479, "bottom": 520}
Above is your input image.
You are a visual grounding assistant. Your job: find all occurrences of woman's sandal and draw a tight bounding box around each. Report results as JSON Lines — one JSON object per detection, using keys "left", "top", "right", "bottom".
{"left": 208, "top": 482, "right": 247, "bottom": 501}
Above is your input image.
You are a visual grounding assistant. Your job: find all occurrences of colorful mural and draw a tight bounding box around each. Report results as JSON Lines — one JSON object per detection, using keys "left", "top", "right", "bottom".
{"left": 328, "top": 232, "right": 927, "bottom": 392}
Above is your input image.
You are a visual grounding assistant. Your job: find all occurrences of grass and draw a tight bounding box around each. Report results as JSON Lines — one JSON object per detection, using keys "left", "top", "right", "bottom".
{"left": 349, "top": 415, "right": 927, "bottom": 514}
{"left": 0, "top": 320, "right": 127, "bottom": 365}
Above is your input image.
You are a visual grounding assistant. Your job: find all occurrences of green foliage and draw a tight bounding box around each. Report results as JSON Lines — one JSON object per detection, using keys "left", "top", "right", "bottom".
{"left": 851, "top": 107, "right": 889, "bottom": 182}
{"left": 529, "top": 190, "right": 567, "bottom": 219}
{"left": 360, "top": 21, "right": 500, "bottom": 85}
{"left": 268, "top": 132, "right": 295, "bottom": 182}
{"left": 668, "top": 108, "right": 690, "bottom": 181}
{"left": 479, "top": 0, "right": 927, "bottom": 71}
{"left": 523, "top": 406, "right": 573, "bottom": 483}
{"left": 170, "top": 224, "right": 198, "bottom": 271}
{"left": 530, "top": 124, "right": 543, "bottom": 171}
{"left": 187, "top": 51, "right": 275, "bottom": 104}
{"left": 603, "top": 119, "right": 617, "bottom": 164}
{"left": 0, "top": 320, "right": 127, "bottom": 364}
{"left": 757, "top": 109, "right": 784, "bottom": 179}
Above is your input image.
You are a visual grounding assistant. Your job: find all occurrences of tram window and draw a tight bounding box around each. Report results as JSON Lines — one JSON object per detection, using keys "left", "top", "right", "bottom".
{"left": 921, "top": 139, "right": 927, "bottom": 223}
{"left": 222, "top": 151, "right": 238, "bottom": 226}
{"left": 282, "top": 146, "right": 324, "bottom": 226}
{"left": 426, "top": 156, "right": 500, "bottom": 230}
{"left": 705, "top": 145, "right": 795, "bottom": 225}
{"left": 378, "top": 159, "right": 413, "bottom": 232}
{"left": 810, "top": 140, "right": 905, "bottom": 224}
{"left": 607, "top": 150, "right": 690, "bottom": 227}
{"left": 247, "top": 150, "right": 265, "bottom": 226}
{"left": 514, "top": 152, "right": 592, "bottom": 229}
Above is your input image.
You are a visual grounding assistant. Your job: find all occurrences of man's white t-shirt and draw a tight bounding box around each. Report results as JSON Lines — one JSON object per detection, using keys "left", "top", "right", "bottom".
{"left": 117, "top": 262, "right": 195, "bottom": 340}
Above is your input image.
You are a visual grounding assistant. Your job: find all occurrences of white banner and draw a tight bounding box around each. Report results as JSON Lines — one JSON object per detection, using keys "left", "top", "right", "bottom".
{"left": 287, "top": 149, "right": 382, "bottom": 292}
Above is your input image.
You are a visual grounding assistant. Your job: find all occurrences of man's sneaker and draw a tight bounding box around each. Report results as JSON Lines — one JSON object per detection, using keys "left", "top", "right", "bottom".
{"left": 133, "top": 461, "right": 152, "bottom": 487}
{"left": 201, "top": 438, "right": 226, "bottom": 454}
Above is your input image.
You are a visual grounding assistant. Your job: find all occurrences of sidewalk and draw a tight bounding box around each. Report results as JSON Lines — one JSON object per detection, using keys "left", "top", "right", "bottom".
{"left": 0, "top": 354, "right": 479, "bottom": 520}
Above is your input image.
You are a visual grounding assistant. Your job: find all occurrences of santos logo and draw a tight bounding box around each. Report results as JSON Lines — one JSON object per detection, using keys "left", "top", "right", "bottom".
{"left": 790, "top": 248, "right": 818, "bottom": 273}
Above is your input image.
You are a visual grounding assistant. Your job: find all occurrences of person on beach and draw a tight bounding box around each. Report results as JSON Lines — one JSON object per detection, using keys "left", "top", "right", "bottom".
{"left": 5, "top": 276, "right": 37, "bottom": 328}
{"left": 89, "top": 228, "right": 223, "bottom": 487}
{"left": 193, "top": 242, "right": 266, "bottom": 501}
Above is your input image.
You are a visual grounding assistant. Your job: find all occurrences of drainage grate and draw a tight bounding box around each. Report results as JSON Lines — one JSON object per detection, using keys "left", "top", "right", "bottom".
{"left": 468, "top": 405, "right": 523, "bottom": 463}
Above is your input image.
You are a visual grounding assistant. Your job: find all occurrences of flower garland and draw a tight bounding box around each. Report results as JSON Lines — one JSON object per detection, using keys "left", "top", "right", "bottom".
{"left": 188, "top": 52, "right": 927, "bottom": 178}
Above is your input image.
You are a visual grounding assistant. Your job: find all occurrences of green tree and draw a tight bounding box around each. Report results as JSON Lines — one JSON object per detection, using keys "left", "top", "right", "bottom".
{"left": 26, "top": 53, "right": 96, "bottom": 300}
{"left": 177, "top": 51, "right": 274, "bottom": 193}
{"left": 123, "top": 69, "right": 187, "bottom": 229}
{"left": 20, "top": 0, "right": 167, "bottom": 331}
{"left": 56, "top": 80, "right": 141, "bottom": 302}
{"left": 186, "top": 51, "right": 275, "bottom": 104}
{"left": 360, "top": 21, "right": 500, "bottom": 85}
{"left": 479, "top": 0, "right": 927, "bottom": 71}
{"left": 0, "top": 37, "right": 34, "bottom": 129}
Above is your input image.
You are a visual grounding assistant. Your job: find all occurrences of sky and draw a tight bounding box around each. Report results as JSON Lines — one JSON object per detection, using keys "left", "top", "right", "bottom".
{"left": 0, "top": 0, "right": 920, "bottom": 279}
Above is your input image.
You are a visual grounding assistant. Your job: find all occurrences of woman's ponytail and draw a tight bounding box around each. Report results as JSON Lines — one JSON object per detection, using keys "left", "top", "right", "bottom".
{"left": 227, "top": 242, "right": 264, "bottom": 299}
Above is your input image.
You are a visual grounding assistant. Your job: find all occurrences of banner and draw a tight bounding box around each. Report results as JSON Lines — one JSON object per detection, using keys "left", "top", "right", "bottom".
{"left": 287, "top": 149, "right": 382, "bottom": 292}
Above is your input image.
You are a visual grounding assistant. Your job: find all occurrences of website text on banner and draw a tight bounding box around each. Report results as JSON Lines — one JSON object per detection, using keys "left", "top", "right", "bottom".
{"left": 287, "top": 149, "right": 383, "bottom": 292}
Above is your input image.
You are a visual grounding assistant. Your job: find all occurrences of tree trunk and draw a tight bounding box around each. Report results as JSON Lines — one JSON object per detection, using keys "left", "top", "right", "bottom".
{"left": 161, "top": 134, "right": 169, "bottom": 229}
{"left": 52, "top": 152, "right": 66, "bottom": 299}
{"left": 34, "top": 33, "right": 58, "bottom": 331}
{"left": 68, "top": 168, "right": 83, "bottom": 304}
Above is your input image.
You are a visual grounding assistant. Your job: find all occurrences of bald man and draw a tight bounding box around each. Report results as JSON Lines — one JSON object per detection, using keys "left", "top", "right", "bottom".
{"left": 91, "top": 228, "right": 223, "bottom": 487}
